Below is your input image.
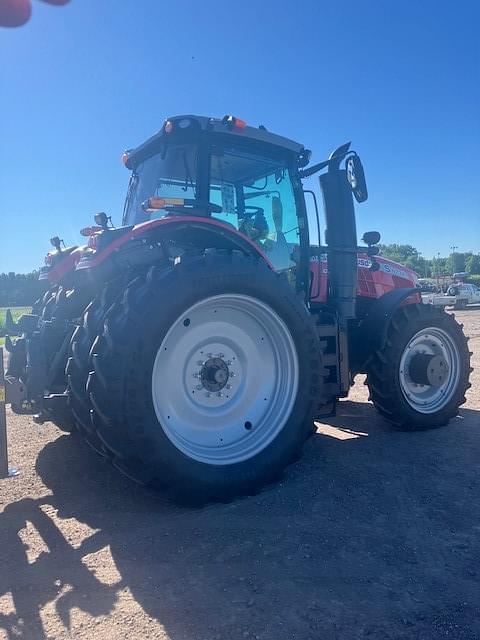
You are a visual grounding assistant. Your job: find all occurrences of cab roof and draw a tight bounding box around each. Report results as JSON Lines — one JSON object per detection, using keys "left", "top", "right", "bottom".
{"left": 125, "top": 115, "right": 307, "bottom": 169}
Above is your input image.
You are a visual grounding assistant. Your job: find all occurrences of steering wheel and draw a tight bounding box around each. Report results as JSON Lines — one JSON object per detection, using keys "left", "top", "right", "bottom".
{"left": 240, "top": 206, "right": 269, "bottom": 241}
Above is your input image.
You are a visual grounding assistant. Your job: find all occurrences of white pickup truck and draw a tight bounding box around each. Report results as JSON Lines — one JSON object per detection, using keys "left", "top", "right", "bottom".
{"left": 421, "top": 283, "right": 480, "bottom": 309}
{"left": 450, "top": 283, "right": 480, "bottom": 309}
{"left": 421, "top": 292, "right": 457, "bottom": 307}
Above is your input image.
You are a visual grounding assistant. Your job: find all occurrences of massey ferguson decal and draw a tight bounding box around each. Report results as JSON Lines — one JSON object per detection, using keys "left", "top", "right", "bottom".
{"left": 377, "top": 261, "right": 411, "bottom": 280}
{"left": 310, "top": 252, "right": 417, "bottom": 303}
{"left": 311, "top": 254, "right": 412, "bottom": 281}
{"left": 357, "top": 256, "right": 411, "bottom": 280}
{"left": 357, "top": 257, "right": 372, "bottom": 269}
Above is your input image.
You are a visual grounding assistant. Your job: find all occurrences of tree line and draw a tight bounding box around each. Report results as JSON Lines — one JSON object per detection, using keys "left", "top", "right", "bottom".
{"left": 377, "top": 245, "right": 480, "bottom": 279}
{"left": 0, "top": 272, "right": 48, "bottom": 307}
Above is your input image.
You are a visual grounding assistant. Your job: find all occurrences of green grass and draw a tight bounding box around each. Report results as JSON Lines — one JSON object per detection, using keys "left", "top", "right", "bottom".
{"left": 0, "top": 306, "right": 31, "bottom": 338}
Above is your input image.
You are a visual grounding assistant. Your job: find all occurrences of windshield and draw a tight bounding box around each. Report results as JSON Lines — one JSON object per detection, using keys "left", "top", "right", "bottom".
{"left": 122, "top": 145, "right": 197, "bottom": 225}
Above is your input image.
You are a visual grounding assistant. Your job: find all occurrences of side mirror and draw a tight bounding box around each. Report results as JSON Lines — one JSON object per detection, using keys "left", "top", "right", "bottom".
{"left": 94, "top": 211, "right": 110, "bottom": 229}
{"left": 50, "top": 236, "right": 62, "bottom": 251}
{"left": 346, "top": 155, "right": 368, "bottom": 203}
{"left": 362, "top": 231, "right": 381, "bottom": 245}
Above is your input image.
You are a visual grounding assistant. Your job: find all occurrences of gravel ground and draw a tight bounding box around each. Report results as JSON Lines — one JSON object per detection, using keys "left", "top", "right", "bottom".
{"left": 0, "top": 308, "right": 479, "bottom": 640}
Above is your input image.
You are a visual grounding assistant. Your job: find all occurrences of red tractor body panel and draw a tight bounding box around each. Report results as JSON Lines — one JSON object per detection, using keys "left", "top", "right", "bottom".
{"left": 75, "top": 216, "right": 274, "bottom": 271}
{"left": 41, "top": 218, "right": 417, "bottom": 306}
{"left": 40, "top": 247, "right": 85, "bottom": 284}
{"left": 309, "top": 253, "right": 418, "bottom": 302}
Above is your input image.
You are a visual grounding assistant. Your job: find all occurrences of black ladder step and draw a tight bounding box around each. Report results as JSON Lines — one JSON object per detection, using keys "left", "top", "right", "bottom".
{"left": 323, "top": 353, "right": 338, "bottom": 366}
{"left": 316, "top": 324, "right": 338, "bottom": 337}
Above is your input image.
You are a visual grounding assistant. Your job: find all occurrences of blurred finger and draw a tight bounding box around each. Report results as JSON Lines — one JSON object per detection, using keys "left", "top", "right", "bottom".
{"left": 0, "top": 0, "right": 32, "bottom": 27}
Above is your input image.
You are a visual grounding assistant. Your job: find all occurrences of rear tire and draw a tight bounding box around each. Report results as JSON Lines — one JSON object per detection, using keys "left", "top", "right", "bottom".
{"left": 366, "top": 304, "right": 471, "bottom": 430}
{"left": 40, "top": 286, "right": 92, "bottom": 431}
{"left": 88, "top": 254, "right": 324, "bottom": 503}
{"left": 67, "top": 278, "right": 126, "bottom": 452}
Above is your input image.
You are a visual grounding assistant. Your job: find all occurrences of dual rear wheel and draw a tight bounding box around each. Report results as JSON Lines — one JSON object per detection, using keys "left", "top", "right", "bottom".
{"left": 68, "top": 255, "right": 323, "bottom": 502}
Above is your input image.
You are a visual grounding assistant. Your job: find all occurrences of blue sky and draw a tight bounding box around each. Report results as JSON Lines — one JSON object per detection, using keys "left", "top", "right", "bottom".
{"left": 1, "top": 0, "right": 479, "bottom": 273}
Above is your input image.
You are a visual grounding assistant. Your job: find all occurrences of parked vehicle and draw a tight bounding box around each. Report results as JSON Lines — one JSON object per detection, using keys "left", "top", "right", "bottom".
{"left": 450, "top": 283, "right": 480, "bottom": 309}
{"left": 4, "top": 114, "right": 473, "bottom": 502}
{"left": 421, "top": 292, "right": 457, "bottom": 307}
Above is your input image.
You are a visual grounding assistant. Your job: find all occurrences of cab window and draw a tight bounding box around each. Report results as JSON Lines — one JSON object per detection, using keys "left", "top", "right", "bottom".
{"left": 209, "top": 148, "right": 300, "bottom": 277}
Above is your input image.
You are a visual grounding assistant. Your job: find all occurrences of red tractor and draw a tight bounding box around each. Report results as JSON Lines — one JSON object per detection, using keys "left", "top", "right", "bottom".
{"left": 5, "top": 115, "right": 472, "bottom": 502}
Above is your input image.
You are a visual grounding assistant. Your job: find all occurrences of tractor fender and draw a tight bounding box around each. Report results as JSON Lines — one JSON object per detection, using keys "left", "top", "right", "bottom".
{"left": 353, "top": 287, "right": 420, "bottom": 371}
{"left": 75, "top": 216, "right": 273, "bottom": 273}
{"left": 40, "top": 247, "right": 85, "bottom": 285}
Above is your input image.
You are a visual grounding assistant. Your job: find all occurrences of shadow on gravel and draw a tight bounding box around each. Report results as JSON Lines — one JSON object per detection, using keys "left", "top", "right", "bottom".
{"left": 1, "top": 401, "right": 480, "bottom": 640}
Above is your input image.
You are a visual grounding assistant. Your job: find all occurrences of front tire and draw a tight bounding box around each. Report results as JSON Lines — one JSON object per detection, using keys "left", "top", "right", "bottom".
{"left": 366, "top": 303, "right": 471, "bottom": 430}
{"left": 88, "top": 254, "right": 324, "bottom": 503}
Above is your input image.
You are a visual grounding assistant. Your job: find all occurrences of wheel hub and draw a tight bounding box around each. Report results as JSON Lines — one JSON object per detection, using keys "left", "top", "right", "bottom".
{"left": 408, "top": 353, "right": 449, "bottom": 387}
{"left": 200, "top": 357, "right": 230, "bottom": 392}
{"left": 399, "top": 327, "right": 460, "bottom": 414}
{"left": 190, "top": 346, "right": 239, "bottom": 406}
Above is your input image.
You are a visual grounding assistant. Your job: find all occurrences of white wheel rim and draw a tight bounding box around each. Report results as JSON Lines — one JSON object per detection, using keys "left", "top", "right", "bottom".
{"left": 151, "top": 294, "right": 299, "bottom": 465}
{"left": 399, "top": 326, "right": 460, "bottom": 414}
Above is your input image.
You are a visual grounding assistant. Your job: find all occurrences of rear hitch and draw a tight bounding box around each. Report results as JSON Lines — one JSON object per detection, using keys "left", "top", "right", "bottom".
{"left": 5, "top": 336, "right": 27, "bottom": 378}
{"left": 4, "top": 335, "right": 14, "bottom": 353}
{"left": 4, "top": 309, "right": 76, "bottom": 420}
{"left": 4, "top": 336, "right": 30, "bottom": 411}
{"left": 24, "top": 332, "right": 47, "bottom": 400}
{"left": 4, "top": 317, "right": 46, "bottom": 414}
{"left": 4, "top": 377, "right": 29, "bottom": 412}
{"left": 5, "top": 310, "right": 40, "bottom": 337}
{"left": 4, "top": 309, "right": 18, "bottom": 336}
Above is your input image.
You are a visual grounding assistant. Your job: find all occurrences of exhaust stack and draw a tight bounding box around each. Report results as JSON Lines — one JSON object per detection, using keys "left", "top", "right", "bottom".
{"left": 319, "top": 151, "right": 358, "bottom": 323}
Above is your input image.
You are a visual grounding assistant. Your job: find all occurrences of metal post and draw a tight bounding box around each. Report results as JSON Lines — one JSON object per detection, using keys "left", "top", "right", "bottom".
{"left": 0, "top": 347, "right": 19, "bottom": 478}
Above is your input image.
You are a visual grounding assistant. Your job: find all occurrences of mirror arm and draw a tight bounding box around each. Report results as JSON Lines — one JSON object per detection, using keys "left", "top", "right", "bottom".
{"left": 298, "top": 159, "right": 330, "bottom": 179}
{"left": 298, "top": 143, "right": 353, "bottom": 178}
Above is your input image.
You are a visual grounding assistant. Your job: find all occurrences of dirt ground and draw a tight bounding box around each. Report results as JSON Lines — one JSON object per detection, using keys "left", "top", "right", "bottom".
{"left": 0, "top": 309, "right": 479, "bottom": 640}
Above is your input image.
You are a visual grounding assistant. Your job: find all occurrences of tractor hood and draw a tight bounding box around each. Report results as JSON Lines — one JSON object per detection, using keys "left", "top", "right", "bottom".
{"left": 372, "top": 256, "right": 419, "bottom": 284}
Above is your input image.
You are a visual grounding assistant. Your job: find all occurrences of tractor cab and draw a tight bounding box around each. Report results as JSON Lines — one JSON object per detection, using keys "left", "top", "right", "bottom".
{"left": 121, "top": 115, "right": 311, "bottom": 281}
{"left": 120, "top": 114, "right": 371, "bottom": 312}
